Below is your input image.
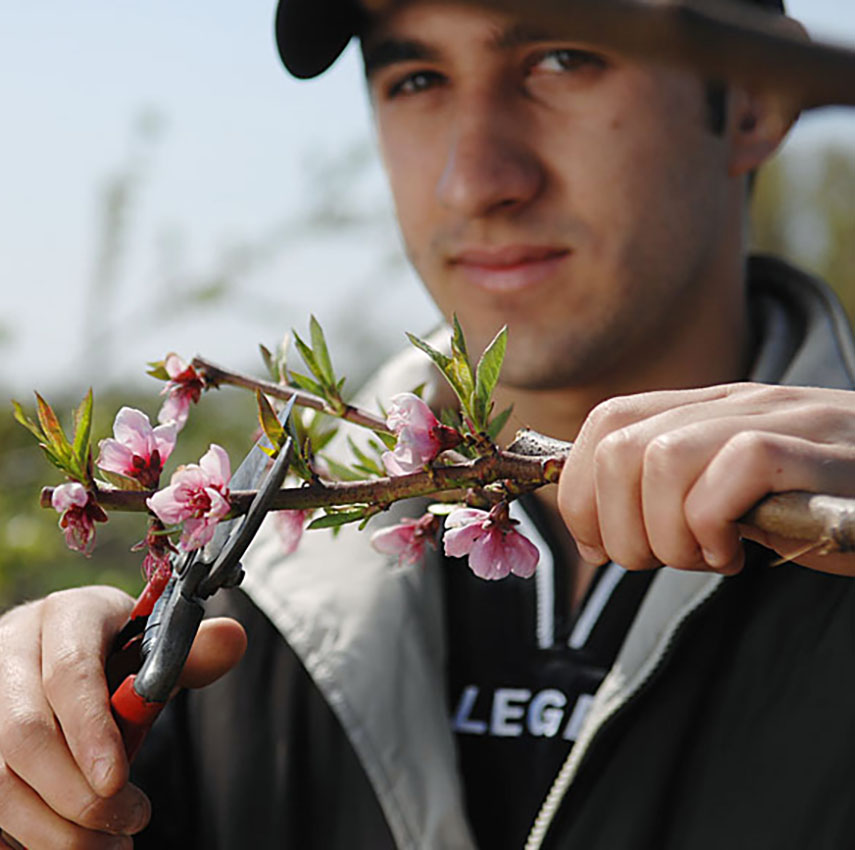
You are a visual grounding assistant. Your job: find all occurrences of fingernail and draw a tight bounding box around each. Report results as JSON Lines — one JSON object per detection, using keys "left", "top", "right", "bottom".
{"left": 578, "top": 543, "right": 608, "bottom": 565}
{"left": 702, "top": 548, "right": 725, "bottom": 568}
{"left": 126, "top": 797, "right": 151, "bottom": 834}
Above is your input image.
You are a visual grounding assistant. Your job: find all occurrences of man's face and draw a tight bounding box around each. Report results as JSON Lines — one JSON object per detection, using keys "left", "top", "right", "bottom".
{"left": 364, "top": 1, "right": 738, "bottom": 391}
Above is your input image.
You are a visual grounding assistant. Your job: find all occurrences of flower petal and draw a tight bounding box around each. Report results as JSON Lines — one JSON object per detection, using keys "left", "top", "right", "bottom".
{"left": 468, "top": 528, "right": 512, "bottom": 580}
{"left": 51, "top": 482, "right": 89, "bottom": 513}
{"left": 112, "top": 407, "right": 155, "bottom": 455}
{"left": 164, "top": 353, "right": 189, "bottom": 380}
{"left": 199, "top": 444, "right": 231, "bottom": 488}
{"left": 96, "top": 438, "right": 136, "bottom": 477}
{"left": 274, "top": 510, "right": 308, "bottom": 557}
{"left": 180, "top": 517, "right": 216, "bottom": 551}
{"left": 506, "top": 530, "right": 540, "bottom": 578}
{"left": 152, "top": 421, "right": 178, "bottom": 464}
{"left": 445, "top": 508, "right": 489, "bottom": 529}
{"left": 146, "top": 487, "right": 191, "bottom": 525}
{"left": 386, "top": 393, "right": 438, "bottom": 434}
{"left": 158, "top": 391, "right": 191, "bottom": 428}
{"left": 443, "top": 522, "right": 485, "bottom": 559}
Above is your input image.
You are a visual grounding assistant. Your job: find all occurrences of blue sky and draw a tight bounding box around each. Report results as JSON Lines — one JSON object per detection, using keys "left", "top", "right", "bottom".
{"left": 1, "top": 1, "right": 853, "bottom": 396}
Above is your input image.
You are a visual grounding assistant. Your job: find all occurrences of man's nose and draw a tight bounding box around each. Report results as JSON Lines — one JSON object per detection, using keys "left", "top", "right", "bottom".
{"left": 435, "top": 95, "right": 544, "bottom": 219}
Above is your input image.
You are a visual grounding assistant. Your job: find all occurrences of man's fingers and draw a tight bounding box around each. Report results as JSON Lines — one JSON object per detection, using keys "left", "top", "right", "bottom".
{"left": 177, "top": 617, "right": 247, "bottom": 690}
{"left": 38, "top": 587, "right": 133, "bottom": 798}
{"left": 0, "top": 588, "right": 152, "bottom": 838}
{"left": 686, "top": 432, "right": 855, "bottom": 568}
{"left": 0, "top": 756, "right": 140, "bottom": 850}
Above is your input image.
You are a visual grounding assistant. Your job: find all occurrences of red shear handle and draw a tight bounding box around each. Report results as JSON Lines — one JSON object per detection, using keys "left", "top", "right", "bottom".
{"left": 110, "top": 675, "right": 166, "bottom": 761}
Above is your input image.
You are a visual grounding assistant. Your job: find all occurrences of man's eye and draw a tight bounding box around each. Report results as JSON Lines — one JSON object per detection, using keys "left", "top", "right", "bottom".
{"left": 531, "top": 48, "right": 606, "bottom": 74}
{"left": 387, "top": 70, "right": 444, "bottom": 98}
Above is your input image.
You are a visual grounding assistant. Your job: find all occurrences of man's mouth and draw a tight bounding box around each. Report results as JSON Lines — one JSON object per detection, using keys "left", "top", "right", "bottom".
{"left": 449, "top": 245, "right": 570, "bottom": 292}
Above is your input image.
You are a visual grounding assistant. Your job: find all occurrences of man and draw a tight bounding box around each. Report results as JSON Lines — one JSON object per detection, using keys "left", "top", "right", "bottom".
{"left": 2, "top": 0, "right": 855, "bottom": 847}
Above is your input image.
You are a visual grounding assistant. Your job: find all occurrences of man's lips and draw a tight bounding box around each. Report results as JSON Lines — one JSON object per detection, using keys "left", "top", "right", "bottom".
{"left": 448, "top": 246, "right": 570, "bottom": 292}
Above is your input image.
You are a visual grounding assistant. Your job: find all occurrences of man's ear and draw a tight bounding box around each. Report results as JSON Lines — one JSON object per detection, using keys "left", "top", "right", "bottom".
{"left": 727, "top": 16, "right": 808, "bottom": 178}
{"left": 726, "top": 87, "right": 799, "bottom": 178}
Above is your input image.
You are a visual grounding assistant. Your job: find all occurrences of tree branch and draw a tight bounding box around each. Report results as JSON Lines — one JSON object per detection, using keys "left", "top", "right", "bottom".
{"left": 191, "top": 356, "right": 390, "bottom": 433}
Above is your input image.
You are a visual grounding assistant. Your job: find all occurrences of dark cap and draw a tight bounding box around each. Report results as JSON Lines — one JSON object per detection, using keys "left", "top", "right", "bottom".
{"left": 275, "top": 0, "right": 786, "bottom": 80}
{"left": 275, "top": 0, "right": 364, "bottom": 79}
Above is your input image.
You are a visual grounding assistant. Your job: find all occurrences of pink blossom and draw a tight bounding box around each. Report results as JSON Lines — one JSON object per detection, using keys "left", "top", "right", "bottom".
{"left": 273, "top": 509, "right": 311, "bottom": 556}
{"left": 146, "top": 444, "right": 231, "bottom": 551}
{"left": 382, "top": 393, "right": 460, "bottom": 476}
{"left": 97, "top": 407, "right": 177, "bottom": 489}
{"left": 370, "top": 513, "right": 440, "bottom": 566}
{"left": 443, "top": 505, "right": 539, "bottom": 580}
{"left": 131, "top": 519, "right": 178, "bottom": 581}
{"left": 157, "top": 354, "right": 205, "bottom": 429}
{"left": 51, "top": 482, "right": 108, "bottom": 556}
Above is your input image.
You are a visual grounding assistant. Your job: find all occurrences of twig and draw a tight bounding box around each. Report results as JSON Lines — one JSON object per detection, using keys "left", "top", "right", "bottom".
{"left": 191, "top": 356, "right": 390, "bottom": 433}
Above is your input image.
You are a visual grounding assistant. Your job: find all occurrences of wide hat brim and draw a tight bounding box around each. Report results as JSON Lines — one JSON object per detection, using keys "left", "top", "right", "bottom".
{"left": 273, "top": 0, "right": 855, "bottom": 112}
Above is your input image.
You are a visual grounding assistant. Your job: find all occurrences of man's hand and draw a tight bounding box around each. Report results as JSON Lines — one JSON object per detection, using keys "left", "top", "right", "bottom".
{"left": 558, "top": 383, "right": 855, "bottom": 577}
{"left": 0, "top": 586, "right": 246, "bottom": 849}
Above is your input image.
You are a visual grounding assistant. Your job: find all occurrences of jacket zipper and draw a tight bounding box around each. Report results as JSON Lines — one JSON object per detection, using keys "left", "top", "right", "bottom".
{"left": 524, "top": 574, "right": 726, "bottom": 850}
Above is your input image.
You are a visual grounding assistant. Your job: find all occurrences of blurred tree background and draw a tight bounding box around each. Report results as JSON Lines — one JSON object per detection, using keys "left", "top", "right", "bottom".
{"left": 752, "top": 144, "right": 855, "bottom": 315}
{"left": 1, "top": 138, "right": 853, "bottom": 612}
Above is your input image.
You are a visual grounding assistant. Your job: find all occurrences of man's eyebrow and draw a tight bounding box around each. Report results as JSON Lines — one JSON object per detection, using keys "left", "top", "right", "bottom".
{"left": 492, "top": 23, "right": 558, "bottom": 50}
{"left": 362, "top": 38, "right": 441, "bottom": 77}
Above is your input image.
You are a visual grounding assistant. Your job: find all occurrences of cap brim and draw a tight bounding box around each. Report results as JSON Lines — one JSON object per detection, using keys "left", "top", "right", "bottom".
{"left": 275, "top": 0, "right": 362, "bottom": 79}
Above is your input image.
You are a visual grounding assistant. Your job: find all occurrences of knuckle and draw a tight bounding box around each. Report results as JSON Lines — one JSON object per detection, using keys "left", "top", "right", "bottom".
{"left": 594, "top": 426, "right": 641, "bottom": 473}
{"left": 643, "top": 432, "right": 688, "bottom": 476}
{"left": 794, "top": 402, "right": 850, "bottom": 437}
{"left": 722, "top": 430, "right": 778, "bottom": 470}
{"left": 0, "top": 707, "right": 55, "bottom": 764}
{"left": 585, "top": 395, "right": 637, "bottom": 434}
{"left": 42, "top": 643, "right": 98, "bottom": 697}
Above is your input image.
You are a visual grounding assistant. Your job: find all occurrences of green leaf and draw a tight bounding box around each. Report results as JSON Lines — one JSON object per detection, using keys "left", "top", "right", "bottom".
{"left": 97, "top": 469, "right": 147, "bottom": 491}
{"left": 259, "top": 344, "right": 276, "bottom": 381}
{"left": 406, "top": 332, "right": 471, "bottom": 409}
{"left": 288, "top": 372, "right": 326, "bottom": 398}
{"left": 451, "top": 314, "right": 469, "bottom": 360}
{"left": 285, "top": 416, "right": 314, "bottom": 481}
{"left": 373, "top": 430, "right": 398, "bottom": 451}
{"left": 321, "top": 455, "right": 370, "bottom": 482}
{"left": 39, "top": 445, "right": 75, "bottom": 475}
{"left": 146, "top": 360, "right": 170, "bottom": 381}
{"left": 307, "top": 509, "right": 368, "bottom": 530}
{"left": 71, "top": 389, "right": 94, "bottom": 471}
{"left": 256, "top": 391, "right": 285, "bottom": 451}
{"left": 11, "top": 400, "right": 44, "bottom": 441}
{"left": 439, "top": 407, "right": 463, "bottom": 431}
{"left": 406, "top": 332, "right": 451, "bottom": 374}
{"left": 474, "top": 326, "right": 507, "bottom": 427}
{"left": 35, "top": 394, "right": 71, "bottom": 455}
{"left": 293, "top": 331, "right": 323, "bottom": 387}
{"left": 309, "top": 316, "right": 335, "bottom": 387}
{"left": 487, "top": 404, "right": 514, "bottom": 441}
{"left": 311, "top": 426, "right": 339, "bottom": 453}
{"left": 347, "top": 436, "right": 385, "bottom": 476}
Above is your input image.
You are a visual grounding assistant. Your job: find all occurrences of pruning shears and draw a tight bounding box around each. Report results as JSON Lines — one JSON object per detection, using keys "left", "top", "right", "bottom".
{"left": 108, "top": 396, "right": 296, "bottom": 759}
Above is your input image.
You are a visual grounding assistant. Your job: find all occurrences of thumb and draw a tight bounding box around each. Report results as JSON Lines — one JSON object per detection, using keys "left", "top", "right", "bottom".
{"left": 177, "top": 617, "right": 247, "bottom": 689}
